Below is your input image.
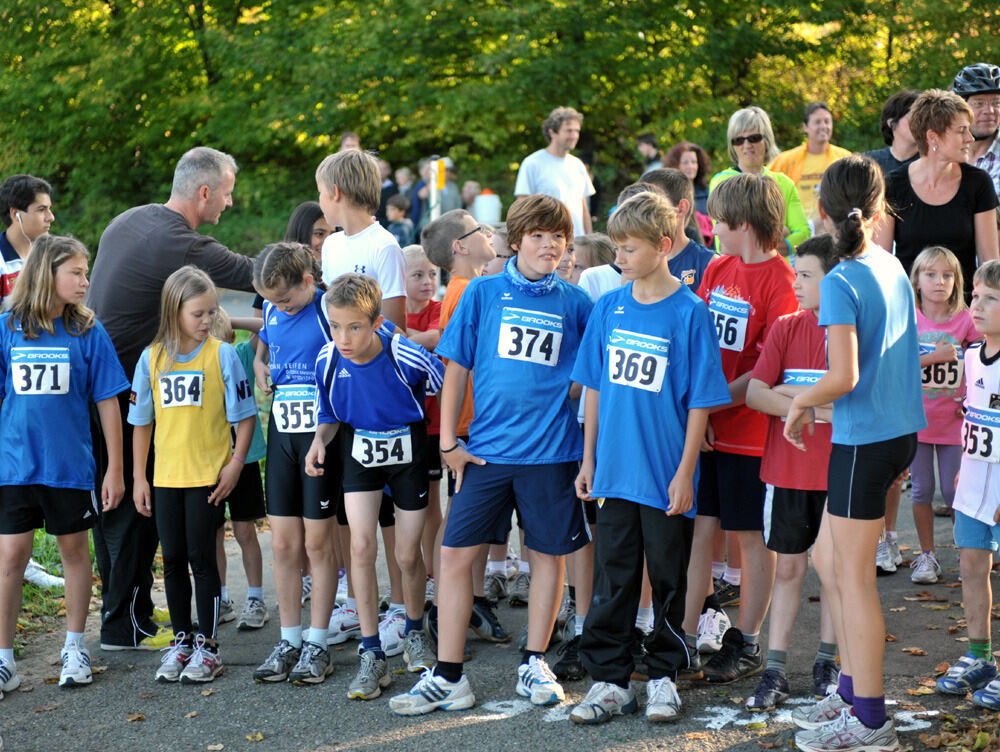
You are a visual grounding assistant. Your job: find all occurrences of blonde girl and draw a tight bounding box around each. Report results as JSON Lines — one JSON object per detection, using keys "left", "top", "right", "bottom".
{"left": 0, "top": 235, "right": 129, "bottom": 692}
{"left": 909, "top": 246, "right": 979, "bottom": 585}
{"left": 129, "top": 266, "right": 256, "bottom": 685}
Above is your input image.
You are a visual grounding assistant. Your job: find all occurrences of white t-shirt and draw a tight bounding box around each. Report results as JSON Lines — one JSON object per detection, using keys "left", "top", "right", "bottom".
{"left": 578, "top": 264, "right": 623, "bottom": 303}
{"left": 320, "top": 222, "right": 406, "bottom": 299}
{"left": 514, "top": 149, "right": 596, "bottom": 238}
{"left": 954, "top": 342, "right": 1000, "bottom": 524}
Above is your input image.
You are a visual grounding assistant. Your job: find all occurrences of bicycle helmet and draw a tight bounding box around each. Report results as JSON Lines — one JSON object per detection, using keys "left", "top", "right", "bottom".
{"left": 953, "top": 63, "right": 1000, "bottom": 98}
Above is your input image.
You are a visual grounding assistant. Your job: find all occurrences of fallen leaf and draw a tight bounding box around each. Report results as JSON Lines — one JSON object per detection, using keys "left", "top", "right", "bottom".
{"left": 185, "top": 711, "right": 198, "bottom": 719}
{"left": 245, "top": 731, "right": 264, "bottom": 742}
{"left": 926, "top": 625, "right": 941, "bottom": 630}
{"left": 934, "top": 662, "right": 950, "bottom": 675}
{"left": 34, "top": 704, "right": 58, "bottom": 712}
{"left": 746, "top": 721, "right": 767, "bottom": 730}
{"left": 890, "top": 606, "right": 907, "bottom": 612}
{"left": 901, "top": 704, "right": 926, "bottom": 711}
{"left": 908, "top": 687, "right": 935, "bottom": 695}
{"left": 924, "top": 604, "right": 950, "bottom": 611}
{"left": 973, "top": 730, "right": 990, "bottom": 749}
{"left": 919, "top": 678, "right": 938, "bottom": 687}
{"left": 19, "top": 685, "right": 33, "bottom": 693}
{"left": 92, "top": 665, "right": 108, "bottom": 674}
{"left": 200, "top": 688, "right": 214, "bottom": 696}
{"left": 684, "top": 733, "right": 708, "bottom": 740}
{"left": 207, "top": 746, "right": 224, "bottom": 751}
{"left": 947, "top": 626, "right": 960, "bottom": 634}
{"left": 899, "top": 545, "right": 912, "bottom": 552}
{"left": 140, "top": 692, "right": 155, "bottom": 699}
{"left": 886, "top": 634, "right": 898, "bottom": 642}
{"left": 392, "top": 668, "right": 405, "bottom": 675}
{"left": 43, "top": 677, "right": 59, "bottom": 684}
{"left": 945, "top": 582, "right": 962, "bottom": 588}
{"left": 956, "top": 637, "right": 969, "bottom": 642}
{"left": 126, "top": 713, "right": 145, "bottom": 722}
{"left": 758, "top": 740, "right": 783, "bottom": 749}
{"left": 731, "top": 696, "right": 744, "bottom": 704}
{"left": 902, "top": 647, "right": 928, "bottom": 656}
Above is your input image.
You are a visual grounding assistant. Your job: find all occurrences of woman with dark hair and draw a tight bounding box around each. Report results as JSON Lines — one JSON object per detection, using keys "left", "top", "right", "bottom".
{"left": 708, "top": 107, "right": 811, "bottom": 255}
{"left": 785, "top": 155, "right": 924, "bottom": 752}
{"left": 283, "top": 201, "right": 334, "bottom": 260}
{"left": 876, "top": 89, "right": 999, "bottom": 301}
{"left": 665, "top": 141, "right": 713, "bottom": 245}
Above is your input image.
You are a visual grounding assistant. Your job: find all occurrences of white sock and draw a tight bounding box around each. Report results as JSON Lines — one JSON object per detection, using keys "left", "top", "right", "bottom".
{"left": 711, "top": 561, "right": 726, "bottom": 580}
{"left": 635, "top": 606, "right": 651, "bottom": 629}
{"left": 575, "top": 617, "right": 584, "bottom": 637}
{"left": 723, "top": 567, "right": 741, "bottom": 586}
{"left": 0, "top": 648, "right": 13, "bottom": 666}
{"left": 518, "top": 560, "right": 531, "bottom": 575}
{"left": 886, "top": 530, "right": 898, "bottom": 541}
{"left": 487, "top": 560, "right": 506, "bottom": 574}
{"left": 280, "top": 625, "right": 302, "bottom": 649}
{"left": 247, "top": 586, "right": 263, "bottom": 601}
{"left": 346, "top": 597, "right": 357, "bottom": 612}
{"left": 64, "top": 631, "right": 85, "bottom": 649}
{"left": 220, "top": 585, "right": 229, "bottom": 602}
{"left": 306, "top": 627, "right": 328, "bottom": 646}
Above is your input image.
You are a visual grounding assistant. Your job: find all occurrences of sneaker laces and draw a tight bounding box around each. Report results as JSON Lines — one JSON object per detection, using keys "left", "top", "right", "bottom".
{"left": 876, "top": 539, "right": 890, "bottom": 562}
{"left": 357, "top": 649, "right": 381, "bottom": 681}
{"left": 62, "top": 644, "right": 89, "bottom": 670}
{"left": 647, "top": 677, "right": 678, "bottom": 705}
{"left": 160, "top": 633, "right": 189, "bottom": 663}
{"left": 187, "top": 635, "right": 215, "bottom": 667}
{"left": 528, "top": 656, "right": 557, "bottom": 683}
{"left": 910, "top": 550, "right": 939, "bottom": 570}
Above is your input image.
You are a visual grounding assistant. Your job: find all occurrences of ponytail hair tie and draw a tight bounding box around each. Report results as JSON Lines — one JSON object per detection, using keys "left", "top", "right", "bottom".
{"left": 847, "top": 207, "right": 863, "bottom": 221}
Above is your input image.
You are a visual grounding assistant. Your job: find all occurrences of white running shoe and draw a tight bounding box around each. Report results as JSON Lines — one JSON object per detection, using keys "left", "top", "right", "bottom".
{"left": 570, "top": 681, "right": 638, "bottom": 724}
{"left": 910, "top": 550, "right": 941, "bottom": 584}
{"left": 237, "top": 597, "right": 269, "bottom": 631}
{"left": 645, "top": 676, "right": 682, "bottom": 722}
{"left": 58, "top": 644, "right": 93, "bottom": 688}
{"left": 424, "top": 577, "right": 436, "bottom": 609}
{"left": 791, "top": 691, "right": 850, "bottom": 730}
{"left": 218, "top": 598, "right": 236, "bottom": 624}
{"left": 515, "top": 655, "right": 564, "bottom": 706}
{"left": 179, "top": 636, "right": 223, "bottom": 684}
{"left": 301, "top": 575, "right": 313, "bottom": 605}
{"left": 0, "top": 657, "right": 20, "bottom": 700}
{"left": 875, "top": 539, "right": 896, "bottom": 574}
{"left": 888, "top": 537, "right": 903, "bottom": 566}
{"left": 23, "top": 559, "right": 65, "bottom": 590}
{"left": 378, "top": 607, "right": 407, "bottom": 658}
{"left": 335, "top": 573, "right": 348, "bottom": 606}
{"left": 389, "top": 669, "right": 476, "bottom": 715}
{"left": 327, "top": 604, "right": 361, "bottom": 644}
{"left": 696, "top": 608, "right": 731, "bottom": 654}
{"left": 795, "top": 708, "right": 900, "bottom": 752}
{"left": 155, "top": 636, "right": 193, "bottom": 683}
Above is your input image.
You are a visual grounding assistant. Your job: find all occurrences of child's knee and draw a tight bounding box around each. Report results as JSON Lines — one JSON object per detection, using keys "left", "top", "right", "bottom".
{"left": 349, "top": 535, "right": 377, "bottom": 565}
{"left": 232, "top": 521, "right": 258, "bottom": 547}
{"left": 775, "top": 554, "right": 807, "bottom": 583}
{"left": 393, "top": 542, "right": 423, "bottom": 571}
{"left": 271, "top": 534, "right": 302, "bottom": 562}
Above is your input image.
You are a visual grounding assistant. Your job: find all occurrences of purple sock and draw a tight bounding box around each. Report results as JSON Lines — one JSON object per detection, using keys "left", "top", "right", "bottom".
{"left": 838, "top": 673, "right": 854, "bottom": 704}
{"left": 852, "top": 695, "right": 887, "bottom": 729}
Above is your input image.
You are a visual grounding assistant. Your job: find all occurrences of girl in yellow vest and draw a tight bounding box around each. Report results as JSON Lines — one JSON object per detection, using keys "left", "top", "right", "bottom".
{"left": 128, "top": 266, "right": 257, "bottom": 684}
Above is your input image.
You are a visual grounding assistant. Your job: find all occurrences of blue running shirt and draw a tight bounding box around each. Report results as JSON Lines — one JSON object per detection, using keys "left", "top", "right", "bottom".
{"left": 572, "top": 284, "right": 730, "bottom": 514}
{"left": 436, "top": 275, "right": 593, "bottom": 464}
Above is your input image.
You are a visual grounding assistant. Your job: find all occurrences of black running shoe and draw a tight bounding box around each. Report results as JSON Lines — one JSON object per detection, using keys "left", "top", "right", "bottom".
{"left": 553, "top": 635, "right": 586, "bottom": 681}
{"left": 712, "top": 578, "right": 741, "bottom": 607}
{"left": 812, "top": 658, "right": 840, "bottom": 698}
{"left": 746, "top": 668, "right": 790, "bottom": 710}
{"left": 470, "top": 599, "right": 512, "bottom": 643}
{"left": 701, "top": 627, "right": 762, "bottom": 684}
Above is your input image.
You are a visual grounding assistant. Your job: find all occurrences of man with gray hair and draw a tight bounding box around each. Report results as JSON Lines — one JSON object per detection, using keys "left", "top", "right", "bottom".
{"left": 515, "top": 106, "right": 595, "bottom": 237}
{"left": 88, "top": 146, "right": 255, "bottom": 651}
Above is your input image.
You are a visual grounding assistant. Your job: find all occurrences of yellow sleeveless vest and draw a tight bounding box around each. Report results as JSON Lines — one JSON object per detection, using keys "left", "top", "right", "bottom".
{"left": 149, "top": 337, "right": 230, "bottom": 488}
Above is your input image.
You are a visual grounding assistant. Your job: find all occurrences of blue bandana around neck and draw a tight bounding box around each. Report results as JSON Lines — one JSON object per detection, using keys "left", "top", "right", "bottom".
{"left": 504, "top": 256, "right": 559, "bottom": 297}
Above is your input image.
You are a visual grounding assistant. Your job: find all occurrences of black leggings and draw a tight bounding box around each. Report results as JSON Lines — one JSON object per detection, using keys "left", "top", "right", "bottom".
{"left": 154, "top": 486, "right": 224, "bottom": 640}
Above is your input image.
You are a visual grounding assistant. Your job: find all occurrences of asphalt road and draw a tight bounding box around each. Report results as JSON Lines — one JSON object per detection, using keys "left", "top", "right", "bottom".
{"left": 1, "top": 498, "right": 989, "bottom": 752}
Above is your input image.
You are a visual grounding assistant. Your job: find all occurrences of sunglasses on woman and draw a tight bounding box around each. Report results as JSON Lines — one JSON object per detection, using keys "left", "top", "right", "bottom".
{"left": 731, "top": 134, "right": 765, "bottom": 146}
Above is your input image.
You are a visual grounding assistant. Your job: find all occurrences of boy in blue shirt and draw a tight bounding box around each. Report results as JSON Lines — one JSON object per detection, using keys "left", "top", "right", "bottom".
{"left": 389, "top": 194, "right": 593, "bottom": 716}
{"left": 306, "top": 274, "right": 444, "bottom": 700}
{"left": 569, "top": 191, "right": 730, "bottom": 724}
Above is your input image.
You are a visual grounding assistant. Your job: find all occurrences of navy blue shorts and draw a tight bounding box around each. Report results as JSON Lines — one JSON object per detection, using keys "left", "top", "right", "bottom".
{"left": 696, "top": 450, "right": 766, "bottom": 531}
{"left": 442, "top": 461, "right": 589, "bottom": 555}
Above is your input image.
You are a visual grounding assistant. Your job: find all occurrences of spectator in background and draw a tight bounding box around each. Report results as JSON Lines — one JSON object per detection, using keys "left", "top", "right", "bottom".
{"left": 952, "top": 63, "right": 1000, "bottom": 195}
{"left": 395, "top": 167, "right": 416, "bottom": 204}
{"left": 386, "top": 194, "right": 415, "bottom": 247}
{"left": 339, "top": 132, "right": 361, "bottom": 152}
{"left": 864, "top": 90, "right": 921, "bottom": 177}
{"left": 376, "top": 158, "right": 398, "bottom": 228}
{"left": 637, "top": 133, "right": 663, "bottom": 175}
{"left": 769, "top": 102, "right": 852, "bottom": 228}
{"left": 0, "top": 174, "right": 54, "bottom": 308}
{"left": 461, "top": 181, "right": 482, "bottom": 211}
{"left": 664, "top": 143, "right": 714, "bottom": 245}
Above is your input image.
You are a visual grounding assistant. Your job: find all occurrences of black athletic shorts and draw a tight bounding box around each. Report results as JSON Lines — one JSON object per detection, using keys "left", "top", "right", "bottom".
{"left": 696, "top": 450, "right": 766, "bottom": 531}
{"left": 0, "top": 484, "right": 98, "bottom": 535}
{"left": 425, "top": 433, "right": 443, "bottom": 481}
{"left": 763, "top": 486, "right": 826, "bottom": 554}
{"left": 265, "top": 413, "right": 340, "bottom": 520}
{"left": 827, "top": 434, "right": 918, "bottom": 521}
{"left": 340, "top": 422, "right": 429, "bottom": 512}
{"left": 222, "top": 459, "right": 266, "bottom": 524}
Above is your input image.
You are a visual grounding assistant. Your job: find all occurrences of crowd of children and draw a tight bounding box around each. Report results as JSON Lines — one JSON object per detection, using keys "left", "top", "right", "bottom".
{"left": 3, "top": 142, "right": 1000, "bottom": 752}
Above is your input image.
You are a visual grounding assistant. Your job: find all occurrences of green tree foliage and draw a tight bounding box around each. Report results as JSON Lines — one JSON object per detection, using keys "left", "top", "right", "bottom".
{"left": 0, "top": 1, "right": 996, "bottom": 251}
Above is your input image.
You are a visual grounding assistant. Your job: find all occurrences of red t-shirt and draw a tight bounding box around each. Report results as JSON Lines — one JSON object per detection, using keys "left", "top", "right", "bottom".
{"left": 697, "top": 254, "right": 798, "bottom": 456}
{"left": 407, "top": 300, "right": 443, "bottom": 435}
{"left": 751, "top": 309, "right": 832, "bottom": 490}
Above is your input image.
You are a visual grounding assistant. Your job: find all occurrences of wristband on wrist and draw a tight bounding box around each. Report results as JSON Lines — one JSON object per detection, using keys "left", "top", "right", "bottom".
{"left": 232, "top": 454, "right": 245, "bottom": 464}
{"left": 441, "top": 444, "right": 460, "bottom": 454}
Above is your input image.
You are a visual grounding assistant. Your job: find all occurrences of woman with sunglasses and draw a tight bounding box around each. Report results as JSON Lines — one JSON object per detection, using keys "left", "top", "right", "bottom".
{"left": 709, "top": 107, "right": 810, "bottom": 255}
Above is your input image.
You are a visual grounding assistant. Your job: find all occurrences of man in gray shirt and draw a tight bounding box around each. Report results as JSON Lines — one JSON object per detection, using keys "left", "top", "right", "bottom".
{"left": 88, "top": 147, "right": 255, "bottom": 650}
